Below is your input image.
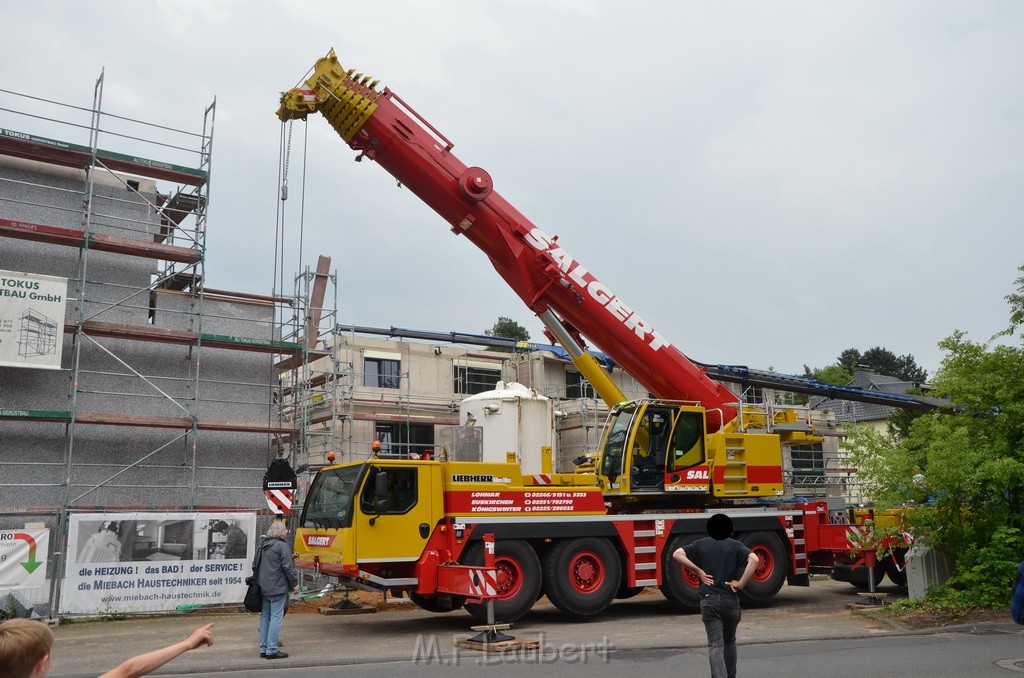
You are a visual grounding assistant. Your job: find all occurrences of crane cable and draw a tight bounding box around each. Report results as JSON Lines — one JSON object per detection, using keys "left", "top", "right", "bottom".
{"left": 273, "top": 121, "right": 293, "bottom": 310}
{"left": 274, "top": 121, "right": 311, "bottom": 305}
{"left": 270, "top": 69, "right": 315, "bottom": 463}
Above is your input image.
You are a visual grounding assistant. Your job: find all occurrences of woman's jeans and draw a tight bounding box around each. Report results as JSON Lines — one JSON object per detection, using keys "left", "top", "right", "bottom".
{"left": 700, "top": 592, "right": 742, "bottom": 678}
{"left": 259, "top": 593, "right": 288, "bottom": 655}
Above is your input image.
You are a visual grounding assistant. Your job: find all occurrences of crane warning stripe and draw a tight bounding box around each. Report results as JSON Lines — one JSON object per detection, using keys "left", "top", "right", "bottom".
{"left": 265, "top": 489, "right": 293, "bottom": 515}
{"left": 465, "top": 568, "right": 498, "bottom": 597}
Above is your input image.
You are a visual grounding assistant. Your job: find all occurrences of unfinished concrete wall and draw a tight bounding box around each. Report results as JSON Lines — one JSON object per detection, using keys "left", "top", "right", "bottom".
{"left": 0, "top": 152, "right": 276, "bottom": 516}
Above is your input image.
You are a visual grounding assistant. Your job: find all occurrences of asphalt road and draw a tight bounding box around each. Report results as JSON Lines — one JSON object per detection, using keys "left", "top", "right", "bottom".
{"left": 153, "top": 632, "right": 1024, "bottom": 678}
{"left": 48, "top": 579, "right": 1021, "bottom": 677}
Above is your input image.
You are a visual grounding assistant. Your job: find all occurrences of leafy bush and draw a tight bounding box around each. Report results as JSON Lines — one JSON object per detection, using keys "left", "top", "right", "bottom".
{"left": 926, "top": 527, "right": 1024, "bottom": 609}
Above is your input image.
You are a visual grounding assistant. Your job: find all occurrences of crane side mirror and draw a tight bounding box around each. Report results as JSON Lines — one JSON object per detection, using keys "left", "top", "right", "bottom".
{"left": 374, "top": 471, "right": 389, "bottom": 514}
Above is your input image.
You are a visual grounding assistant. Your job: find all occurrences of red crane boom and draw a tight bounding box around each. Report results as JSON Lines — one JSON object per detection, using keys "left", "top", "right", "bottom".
{"left": 278, "top": 50, "right": 738, "bottom": 431}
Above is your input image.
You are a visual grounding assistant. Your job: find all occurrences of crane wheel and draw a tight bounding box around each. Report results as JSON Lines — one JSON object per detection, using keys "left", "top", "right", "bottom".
{"left": 659, "top": 534, "right": 701, "bottom": 612}
{"left": 737, "top": 531, "right": 787, "bottom": 605}
{"left": 541, "top": 537, "right": 621, "bottom": 619}
{"left": 883, "top": 550, "right": 908, "bottom": 588}
{"left": 409, "top": 592, "right": 464, "bottom": 613}
{"left": 461, "top": 539, "right": 541, "bottom": 623}
{"left": 615, "top": 584, "right": 646, "bottom": 599}
{"left": 851, "top": 566, "right": 886, "bottom": 590}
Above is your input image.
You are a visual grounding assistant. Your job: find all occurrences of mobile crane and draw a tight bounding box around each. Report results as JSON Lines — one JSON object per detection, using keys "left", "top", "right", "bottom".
{"left": 278, "top": 49, "right": 920, "bottom": 622}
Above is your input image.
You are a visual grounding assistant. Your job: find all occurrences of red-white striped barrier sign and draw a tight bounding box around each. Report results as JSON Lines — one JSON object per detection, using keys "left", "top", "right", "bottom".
{"left": 263, "top": 459, "right": 297, "bottom": 515}
{"left": 264, "top": 488, "right": 293, "bottom": 515}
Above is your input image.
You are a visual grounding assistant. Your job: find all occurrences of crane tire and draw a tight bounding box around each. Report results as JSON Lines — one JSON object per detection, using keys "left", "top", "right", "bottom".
{"left": 737, "top": 531, "right": 787, "bottom": 605}
{"left": 542, "top": 537, "right": 622, "bottom": 619}
{"left": 884, "top": 550, "right": 908, "bottom": 588}
{"left": 659, "top": 534, "right": 701, "bottom": 612}
{"left": 461, "top": 539, "right": 541, "bottom": 623}
{"left": 616, "top": 584, "right": 646, "bottom": 599}
{"left": 852, "top": 565, "right": 886, "bottom": 590}
{"left": 409, "top": 592, "right": 464, "bottom": 613}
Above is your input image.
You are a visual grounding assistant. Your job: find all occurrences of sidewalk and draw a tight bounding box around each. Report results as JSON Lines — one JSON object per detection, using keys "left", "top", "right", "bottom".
{"left": 45, "top": 580, "right": 1013, "bottom": 676}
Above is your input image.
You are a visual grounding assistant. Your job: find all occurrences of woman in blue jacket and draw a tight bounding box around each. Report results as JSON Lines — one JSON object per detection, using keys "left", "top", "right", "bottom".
{"left": 256, "top": 521, "right": 299, "bottom": 659}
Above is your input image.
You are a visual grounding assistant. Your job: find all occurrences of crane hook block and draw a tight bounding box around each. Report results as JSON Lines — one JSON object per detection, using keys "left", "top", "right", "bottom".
{"left": 459, "top": 167, "right": 493, "bottom": 202}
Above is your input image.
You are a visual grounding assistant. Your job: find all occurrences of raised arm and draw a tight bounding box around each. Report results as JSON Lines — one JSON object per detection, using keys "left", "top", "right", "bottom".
{"left": 98, "top": 623, "right": 213, "bottom": 678}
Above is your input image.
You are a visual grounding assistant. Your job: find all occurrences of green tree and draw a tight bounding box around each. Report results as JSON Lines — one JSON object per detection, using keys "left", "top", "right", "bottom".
{"left": 484, "top": 317, "right": 530, "bottom": 348}
{"left": 837, "top": 346, "right": 928, "bottom": 383}
{"left": 1001, "top": 263, "right": 1024, "bottom": 336}
{"left": 844, "top": 267, "right": 1024, "bottom": 608}
{"left": 802, "top": 363, "right": 853, "bottom": 385}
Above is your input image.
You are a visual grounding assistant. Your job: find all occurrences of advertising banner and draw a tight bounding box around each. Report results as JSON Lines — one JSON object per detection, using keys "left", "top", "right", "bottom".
{"left": 60, "top": 512, "right": 257, "bottom": 615}
{"left": 0, "top": 528, "right": 48, "bottom": 589}
{"left": 0, "top": 269, "right": 68, "bottom": 370}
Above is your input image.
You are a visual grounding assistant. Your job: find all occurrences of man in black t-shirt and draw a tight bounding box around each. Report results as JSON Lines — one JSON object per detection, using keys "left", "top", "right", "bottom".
{"left": 673, "top": 514, "right": 759, "bottom": 678}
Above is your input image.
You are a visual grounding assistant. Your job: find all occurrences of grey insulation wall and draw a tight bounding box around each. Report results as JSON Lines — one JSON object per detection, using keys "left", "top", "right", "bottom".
{"left": 0, "top": 156, "right": 279, "bottom": 513}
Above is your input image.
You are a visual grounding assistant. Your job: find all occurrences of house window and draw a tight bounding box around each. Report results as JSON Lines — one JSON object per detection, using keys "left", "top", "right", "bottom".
{"left": 364, "top": 356, "right": 401, "bottom": 388}
{"left": 742, "top": 386, "right": 765, "bottom": 405}
{"left": 375, "top": 422, "right": 435, "bottom": 458}
{"left": 565, "top": 371, "right": 596, "bottom": 399}
{"left": 454, "top": 363, "right": 501, "bottom": 395}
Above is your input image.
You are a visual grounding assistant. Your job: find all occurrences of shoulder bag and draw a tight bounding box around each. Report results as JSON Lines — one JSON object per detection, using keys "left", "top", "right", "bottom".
{"left": 243, "top": 544, "right": 264, "bottom": 613}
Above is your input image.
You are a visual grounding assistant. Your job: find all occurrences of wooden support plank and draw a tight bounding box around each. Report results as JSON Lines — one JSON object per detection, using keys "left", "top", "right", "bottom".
{"left": 67, "top": 321, "right": 301, "bottom": 355}
{"left": 453, "top": 638, "right": 539, "bottom": 653}
{"left": 0, "top": 409, "right": 294, "bottom": 433}
{"left": 74, "top": 412, "right": 294, "bottom": 433}
{"left": 305, "top": 255, "right": 332, "bottom": 349}
{"left": 0, "top": 218, "right": 201, "bottom": 264}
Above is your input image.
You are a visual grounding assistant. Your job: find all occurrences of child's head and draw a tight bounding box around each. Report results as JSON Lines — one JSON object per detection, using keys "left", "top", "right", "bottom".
{"left": 0, "top": 618, "right": 54, "bottom": 678}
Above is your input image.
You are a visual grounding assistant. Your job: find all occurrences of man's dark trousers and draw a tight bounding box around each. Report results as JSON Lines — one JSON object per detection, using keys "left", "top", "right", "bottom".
{"left": 700, "top": 591, "right": 741, "bottom": 678}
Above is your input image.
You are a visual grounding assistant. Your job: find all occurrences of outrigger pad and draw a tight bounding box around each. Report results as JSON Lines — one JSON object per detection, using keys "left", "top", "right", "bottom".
{"left": 467, "top": 625, "right": 515, "bottom": 644}
{"left": 318, "top": 597, "right": 376, "bottom": 615}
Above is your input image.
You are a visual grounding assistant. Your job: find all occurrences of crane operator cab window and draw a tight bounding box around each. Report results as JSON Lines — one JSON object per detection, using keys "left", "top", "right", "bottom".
{"left": 360, "top": 466, "right": 418, "bottom": 515}
{"left": 302, "top": 464, "right": 362, "bottom": 529}
{"left": 599, "top": 406, "right": 635, "bottom": 484}
{"left": 631, "top": 407, "right": 674, "bottom": 489}
{"left": 668, "top": 410, "right": 705, "bottom": 472}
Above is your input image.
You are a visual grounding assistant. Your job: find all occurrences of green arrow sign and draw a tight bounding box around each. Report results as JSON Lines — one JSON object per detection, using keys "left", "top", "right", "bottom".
{"left": 13, "top": 532, "right": 43, "bottom": 573}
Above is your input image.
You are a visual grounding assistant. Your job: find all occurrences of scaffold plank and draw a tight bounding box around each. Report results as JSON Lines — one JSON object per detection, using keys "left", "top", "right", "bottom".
{"left": 0, "top": 408, "right": 293, "bottom": 434}
{"left": 68, "top": 321, "right": 301, "bottom": 355}
{"left": 0, "top": 128, "right": 208, "bottom": 187}
{"left": 0, "top": 218, "right": 202, "bottom": 264}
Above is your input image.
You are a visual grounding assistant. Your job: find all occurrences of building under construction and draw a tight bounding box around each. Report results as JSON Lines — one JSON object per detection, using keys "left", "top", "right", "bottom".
{"left": 0, "top": 75, "right": 849, "bottom": 618}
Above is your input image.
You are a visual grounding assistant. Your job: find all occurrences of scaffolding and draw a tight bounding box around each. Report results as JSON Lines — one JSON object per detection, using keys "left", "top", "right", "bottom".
{"left": 274, "top": 260, "right": 341, "bottom": 472}
{"left": 0, "top": 74, "right": 305, "bottom": 616}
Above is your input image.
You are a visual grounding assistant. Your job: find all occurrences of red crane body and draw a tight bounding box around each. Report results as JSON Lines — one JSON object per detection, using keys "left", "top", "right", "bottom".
{"left": 279, "top": 53, "right": 738, "bottom": 431}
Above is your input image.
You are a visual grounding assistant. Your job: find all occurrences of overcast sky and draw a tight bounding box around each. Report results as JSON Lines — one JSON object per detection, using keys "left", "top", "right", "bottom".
{"left": 3, "top": 1, "right": 1022, "bottom": 377}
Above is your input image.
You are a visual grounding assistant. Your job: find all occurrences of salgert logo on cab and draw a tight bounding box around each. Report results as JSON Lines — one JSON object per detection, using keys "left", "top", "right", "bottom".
{"left": 685, "top": 469, "right": 709, "bottom": 480}
{"left": 304, "top": 534, "right": 337, "bottom": 548}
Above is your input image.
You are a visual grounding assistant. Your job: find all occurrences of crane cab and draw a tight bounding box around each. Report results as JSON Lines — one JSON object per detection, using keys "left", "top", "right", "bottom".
{"left": 597, "top": 400, "right": 785, "bottom": 505}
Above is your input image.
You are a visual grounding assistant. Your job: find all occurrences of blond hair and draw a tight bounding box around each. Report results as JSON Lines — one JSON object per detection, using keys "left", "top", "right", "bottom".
{"left": 0, "top": 618, "right": 53, "bottom": 678}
